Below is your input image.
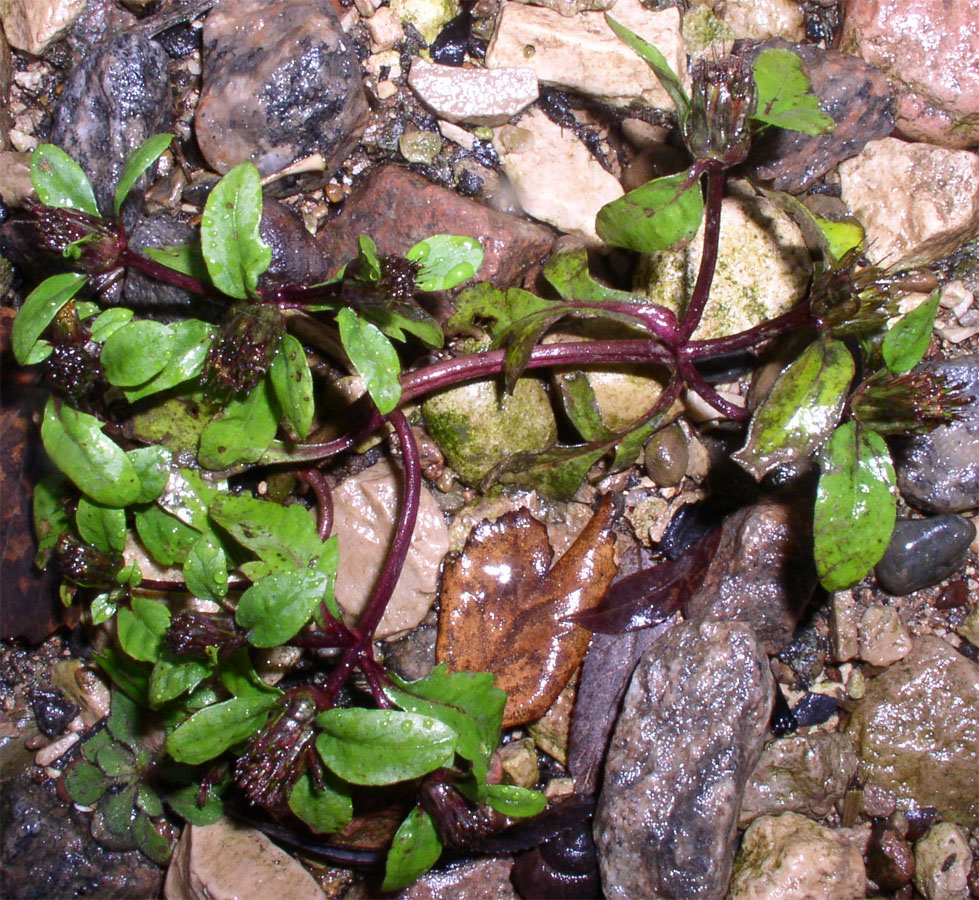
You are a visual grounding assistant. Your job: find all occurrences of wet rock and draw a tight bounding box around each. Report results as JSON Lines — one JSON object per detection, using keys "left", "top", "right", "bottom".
{"left": 366, "top": 6, "right": 405, "bottom": 51}
{"left": 0, "top": 150, "right": 33, "bottom": 207}
{"left": 729, "top": 813, "right": 866, "bottom": 900}
{"left": 959, "top": 603, "right": 979, "bottom": 649}
{"left": 846, "top": 636, "right": 979, "bottom": 826}
{"left": 684, "top": 496, "right": 818, "bottom": 654}
{"left": 394, "top": 855, "right": 517, "bottom": 900}
{"left": 638, "top": 184, "right": 811, "bottom": 341}
{"left": 829, "top": 590, "right": 859, "bottom": 662}
{"left": 382, "top": 612, "right": 438, "bottom": 682}
{"left": 839, "top": 139, "right": 979, "bottom": 270}
{"left": 422, "top": 376, "right": 557, "bottom": 486}
{"left": 164, "top": 817, "right": 326, "bottom": 900}
{"left": 644, "top": 422, "right": 689, "bottom": 487}
{"left": 124, "top": 215, "right": 200, "bottom": 314}
{"left": 875, "top": 515, "right": 976, "bottom": 596}
{"left": 49, "top": 32, "right": 170, "bottom": 220}
{"left": 408, "top": 58, "right": 538, "bottom": 127}
{"left": 390, "top": 0, "right": 458, "bottom": 46}
{"left": 29, "top": 687, "right": 78, "bottom": 737}
{"left": 690, "top": 0, "right": 804, "bottom": 42}
{"left": 510, "top": 821, "right": 601, "bottom": 900}
{"left": 858, "top": 604, "right": 913, "bottom": 667}
{"left": 594, "top": 621, "right": 774, "bottom": 900}
{"left": 895, "top": 356, "right": 979, "bottom": 515}
{"left": 521, "top": 0, "right": 616, "bottom": 16}
{"left": 399, "top": 126, "right": 442, "bottom": 165}
{"left": 867, "top": 821, "right": 915, "bottom": 893}
{"left": 485, "top": 0, "right": 685, "bottom": 111}
{"left": 914, "top": 823, "right": 971, "bottom": 900}
{"left": 257, "top": 198, "right": 332, "bottom": 289}
{"left": 316, "top": 166, "right": 555, "bottom": 288}
{"left": 0, "top": 0, "right": 86, "bottom": 55}
{"left": 748, "top": 40, "right": 895, "bottom": 193}
{"left": 740, "top": 732, "right": 858, "bottom": 825}
{"left": 331, "top": 458, "right": 449, "bottom": 640}
{"left": 493, "top": 109, "right": 623, "bottom": 244}
{"left": 840, "top": 0, "right": 979, "bottom": 148}
{"left": 194, "top": 0, "right": 369, "bottom": 178}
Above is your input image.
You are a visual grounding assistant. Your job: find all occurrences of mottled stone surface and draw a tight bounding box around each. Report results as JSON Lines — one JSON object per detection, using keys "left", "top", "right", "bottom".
{"left": 748, "top": 40, "right": 894, "bottom": 193}
{"left": 839, "top": 139, "right": 979, "bottom": 270}
{"left": 693, "top": 0, "right": 804, "bottom": 41}
{"left": 895, "top": 356, "right": 979, "bottom": 514}
{"left": 684, "top": 496, "right": 818, "bottom": 654}
{"left": 594, "top": 621, "right": 774, "bottom": 900}
{"left": 840, "top": 0, "right": 979, "bottom": 147}
{"left": 866, "top": 822, "right": 915, "bottom": 893}
{"left": 0, "top": 0, "right": 86, "bottom": 55}
{"left": 124, "top": 215, "right": 199, "bottom": 315}
{"left": 49, "top": 32, "right": 170, "bottom": 221}
{"left": 858, "top": 604, "right": 913, "bottom": 667}
{"left": 195, "top": 0, "right": 368, "bottom": 177}
{"left": 846, "top": 636, "right": 979, "bottom": 826}
{"left": 740, "top": 733, "right": 858, "bottom": 825}
{"left": 913, "top": 823, "right": 971, "bottom": 900}
{"left": 875, "top": 515, "right": 976, "bottom": 595}
{"left": 395, "top": 856, "right": 518, "bottom": 900}
{"left": 316, "top": 166, "right": 555, "bottom": 288}
{"left": 257, "top": 198, "right": 332, "bottom": 290}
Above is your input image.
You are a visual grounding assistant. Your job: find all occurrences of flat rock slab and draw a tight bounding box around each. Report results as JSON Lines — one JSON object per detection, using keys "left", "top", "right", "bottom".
{"left": 594, "top": 621, "right": 774, "bottom": 900}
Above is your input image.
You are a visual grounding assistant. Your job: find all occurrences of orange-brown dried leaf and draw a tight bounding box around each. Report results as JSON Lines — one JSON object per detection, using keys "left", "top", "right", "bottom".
{"left": 437, "top": 495, "right": 617, "bottom": 727}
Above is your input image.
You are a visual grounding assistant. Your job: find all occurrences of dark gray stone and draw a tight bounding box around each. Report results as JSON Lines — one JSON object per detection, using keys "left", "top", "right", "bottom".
{"left": 124, "top": 214, "right": 200, "bottom": 315}
{"left": 895, "top": 355, "right": 979, "bottom": 514}
{"left": 875, "top": 515, "right": 976, "bottom": 595}
{"left": 594, "top": 621, "right": 774, "bottom": 900}
{"left": 257, "top": 199, "right": 333, "bottom": 290}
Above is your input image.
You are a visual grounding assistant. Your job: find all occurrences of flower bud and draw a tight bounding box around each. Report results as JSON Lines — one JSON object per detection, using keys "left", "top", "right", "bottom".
{"left": 852, "top": 370, "right": 970, "bottom": 435}
{"left": 682, "top": 56, "right": 757, "bottom": 167}
{"left": 55, "top": 534, "right": 122, "bottom": 588}
{"left": 809, "top": 252, "right": 900, "bottom": 337}
{"left": 23, "top": 199, "right": 123, "bottom": 275}
{"left": 166, "top": 612, "right": 246, "bottom": 659}
{"left": 200, "top": 302, "right": 283, "bottom": 399}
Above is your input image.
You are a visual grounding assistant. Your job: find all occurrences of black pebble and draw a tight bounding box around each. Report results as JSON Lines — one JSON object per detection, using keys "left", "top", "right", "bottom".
{"left": 30, "top": 687, "right": 79, "bottom": 737}
{"left": 875, "top": 515, "right": 976, "bottom": 595}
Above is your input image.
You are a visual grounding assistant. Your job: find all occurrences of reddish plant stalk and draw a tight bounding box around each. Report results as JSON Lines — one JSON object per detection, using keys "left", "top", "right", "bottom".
{"left": 299, "top": 467, "right": 333, "bottom": 539}
{"left": 678, "top": 166, "right": 726, "bottom": 343}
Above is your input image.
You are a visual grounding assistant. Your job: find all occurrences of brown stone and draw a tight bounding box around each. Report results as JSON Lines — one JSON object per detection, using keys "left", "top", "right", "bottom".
{"left": 867, "top": 822, "right": 915, "bottom": 893}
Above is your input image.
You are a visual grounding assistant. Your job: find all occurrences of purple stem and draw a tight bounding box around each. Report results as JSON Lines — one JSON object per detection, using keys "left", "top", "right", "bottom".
{"left": 120, "top": 249, "right": 209, "bottom": 296}
{"left": 683, "top": 301, "right": 811, "bottom": 360}
{"left": 299, "top": 467, "right": 333, "bottom": 539}
{"left": 678, "top": 166, "right": 725, "bottom": 343}
{"left": 678, "top": 359, "right": 749, "bottom": 422}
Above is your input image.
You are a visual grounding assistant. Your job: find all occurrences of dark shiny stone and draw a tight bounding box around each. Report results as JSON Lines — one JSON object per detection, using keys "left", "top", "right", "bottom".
{"left": 30, "top": 688, "right": 79, "bottom": 737}
{"left": 875, "top": 515, "right": 976, "bottom": 595}
{"left": 867, "top": 822, "right": 915, "bottom": 892}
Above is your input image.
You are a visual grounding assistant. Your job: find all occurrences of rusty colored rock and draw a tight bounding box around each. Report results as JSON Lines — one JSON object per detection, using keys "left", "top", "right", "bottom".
{"left": 867, "top": 821, "right": 915, "bottom": 893}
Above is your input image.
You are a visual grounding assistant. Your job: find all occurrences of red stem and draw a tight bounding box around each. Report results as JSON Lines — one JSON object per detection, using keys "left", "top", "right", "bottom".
{"left": 299, "top": 468, "right": 333, "bottom": 539}
{"left": 679, "top": 166, "right": 725, "bottom": 342}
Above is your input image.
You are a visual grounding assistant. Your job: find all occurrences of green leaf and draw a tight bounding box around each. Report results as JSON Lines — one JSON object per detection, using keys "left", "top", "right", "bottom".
{"left": 596, "top": 171, "right": 705, "bottom": 253}
{"left": 101, "top": 320, "right": 174, "bottom": 387}
{"left": 94, "top": 648, "right": 151, "bottom": 706}
{"left": 882, "top": 291, "right": 940, "bottom": 375}
{"left": 91, "top": 592, "right": 119, "bottom": 625}
{"left": 115, "top": 562, "right": 143, "bottom": 588}
{"left": 406, "top": 234, "right": 484, "bottom": 291}
{"left": 96, "top": 743, "right": 136, "bottom": 777}
{"left": 269, "top": 334, "right": 314, "bottom": 439}
{"left": 354, "top": 234, "right": 382, "bottom": 283}
{"left": 66, "top": 761, "right": 109, "bottom": 806}
{"left": 30, "top": 144, "right": 100, "bottom": 215}
{"left": 200, "top": 162, "right": 272, "bottom": 300}
{"left": 164, "top": 782, "right": 224, "bottom": 826}
{"left": 124, "top": 319, "right": 215, "bottom": 403}
{"left": 287, "top": 772, "right": 353, "bottom": 834}
{"left": 382, "top": 807, "right": 442, "bottom": 892}
{"left": 198, "top": 376, "right": 280, "bottom": 469}
{"left": 236, "top": 568, "right": 332, "bottom": 647}
{"left": 76, "top": 498, "right": 127, "bottom": 554}
{"left": 495, "top": 444, "right": 607, "bottom": 500}
{"left": 33, "top": 473, "right": 71, "bottom": 568}
{"left": 217, "top": 650, "right": 282, "bottom": 700}
{"left": 814, "top": 423, "right": 896, "bottom": 591}
{"left": 166, "top": 694, "right": 279, "bottom": 764}
{"left": 106, "top": 691, "right": 142, "bottom": 748}
{"left": 542, "top": 246, "right": 647, "bottom": 307}
{"left": 158, "top": 468, "right": 217, "bottom": 532}
{"left": 484, "top": 784, "right": 547, "bottom": 818}
{"left": 751, "top": 48, "right": 835, "bottom": 136}
{"left": 127, "top": 445, "right": 171, "bottom": 504}
{"left": 100, "top": 783, "right": 138, "bottom": 835}
{"left": 557, "top": 372, "right": 615, "bottom": 442}
{"left": 149, "top": 657, "right": 211, "bottom": 707}
{"left": 143, "top": 243, "right": 210, "bottom": 283}
{"left": 41, "top": 398, "right": 142, "bottom": 507}
{"left": 814, "top": 217, "right": 864, "bottom": 261}
{"left": 732, "top": 339, "right": 854, "bottom": 480}
{"left": 11, "top": 272, "right": 88, "bottom": 365}
{"left": 134, "top": 505, "right": 199, "bottom": 567}
{"left": 336, "top": 308, "right": 402, "bottom": 415}
{"left": 117, "top": 597, "right": 170, "bottom": 663}
{"left": 604, "top": 15, "right": 689, "bottom": 120}
{"left": 315, "top": 709, "right": 458, "bottom": 785}
{"left": 133, "top": 812, "right": 172, "bottom": 865}
{"left": 90, "top": 307, "right": 134, "bottom": 343}
{"left": 137, "top": 783, "right": 164, "bottom": 818}
{"left": 113, "top": 133, "right": 173, "bottom": 215}
{"left": 183, "top": 533, "right": 229, "bottom": 602}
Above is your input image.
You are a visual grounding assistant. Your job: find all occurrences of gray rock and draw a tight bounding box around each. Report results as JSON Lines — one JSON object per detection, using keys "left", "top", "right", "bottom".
{"left": 594, "top": 621, "right": 774, "bottom": 900}
{"left": 875, "top": 515, "right": 976, "bottom": 595}
{"left": 257, "top": 198, "right": 333, "bottom": 289}
{"left": 49, "top": 32, "right": 171, "bottom": 221}
{"left": 896, "top": 356, "right": 979, "bottom": 514}
{"left": 195, "top": 0, "right": 369, "bottom": 179}
{"left": 395, "top": 855, "right": 518, "bottom": 899}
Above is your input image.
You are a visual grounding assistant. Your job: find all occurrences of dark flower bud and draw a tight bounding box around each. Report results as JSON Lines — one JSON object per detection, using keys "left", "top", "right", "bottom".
{"left": 810, "top": 252, "right": 900, "bottom": 337}
{"left": 55, "top": 534, "right": 122, "bottom": 588}
{"left": 200, "top": 302, "right": 284, "bottom": 399}
{"left": 418, "top": 770, "right": 504, "bottom": 849}
{"left": 852, "top": 369, "right": 971, "bottom": 435}
{"left": 23, "top": 199, "right": 123, "bottom": 275}
{"left": 682, "top": 56, "right": 757, "bottom": 167}
{"left": 166, "top": 612, "right": 246, "bottom": 659}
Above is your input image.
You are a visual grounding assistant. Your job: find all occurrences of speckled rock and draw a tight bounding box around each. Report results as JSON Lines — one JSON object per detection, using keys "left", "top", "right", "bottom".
{"left": 257, "top": 198, "right": 332, "bottom": 289}
{"left": 846, "top": 636, "right": 979, "bottom": 826}
{"left": 740, "top": 733, "right": 858, "bottom": 826}
{"left": 839, "top": 140, "right": 979, "bottom": 270}
{"left": 394, "top": 855, "right": 518, "bottom": 899}
{"left": 0, "top": 0, "right": 86, "bottom": 55}
{"left": 331, "top": 459, "right": 448, "bottom": 640}
{"left": 684, "top": 496, "right": 818, "bottom": 654}
{"left": 390, "top": 0, "right": 458, "bottom": 45}
{"left": 914, "top": 823, "right": 971, "bottom": 900}
{"left": 594, "top": 621, "right": 774, "bottom": 900}
{"left": 690, "top": 0, "right": 804, "bottom": 42}
{"left": 729, "top": 813, "right": 866, "bottom": 900}
{"left": 840, "top": 0, "right": 979, "bottom": 148}
{"left": 638, "top": 185, "right": 811, "bottom": 341}
{"left": 49, "top": 32, "right": 170, "bottom": 221}
{"left": 195, "top": 0, "right": 368, "bottom": 178}
{"left": 867, "top": 821, "right": 915, "bottom": 893}
{"left": 875, "top": 515, "right": 976, "bottom": 596}
{"left": 857, "top": 604, "right": 912, "bottom": 666}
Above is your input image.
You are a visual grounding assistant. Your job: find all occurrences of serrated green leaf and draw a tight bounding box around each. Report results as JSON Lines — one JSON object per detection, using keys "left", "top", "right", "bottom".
{"left": 137, "top": 783, "right": 164, "bottom": 818}
{"left": 164, "top": 782, "right": 224, "bottom": 826}
{"left": 336, "top": 308, "right": 402, "bottom": 415}
{"left": 134, "top": 505, "right": 199, "bottom": 567}
{"left": 183, "top": 533, "right": 229, "bottom": 602}
{"left": 106, "top": 690, "right": 141, "bottom": 748}
{"left": 149, "top": 657, "right": 211, "bottom": 707}
{"left": 814, "top": 423, "right": 896, "bottom": 590}
{"left": 382, "top": 807, "right": 442, "bottom": 892}
{"left": 484, "top": 784, "right": 547, "bottom": 818}
{"left": 90, "top": 307, "right": 135, "bottom": 343}
{"left": 114, "top": 133, "right": 173, "bottom": 216}
{"left": 200, "top": 162, "right": 271, "bottom": 299}
{"left": 882, "top": 291, "right": 940, "bottom": 375}
{"left": 127, "top": 445, "right": 171, "bottom": 504}
{"left": 33, "top": 473, "right": 71, "bottom": 568}
{"left": 269, "top": 334, "right": 314, "bottom": 439}
{"left": 236, "top": 568, "right": 332, "bottom": 647}
{"left": 288, "top": 772, "right": 353, "bottom": 834}
{"left": 76, "top": 498, "right": 127, "bottom": 554}
{"left": 41, "top": 398, "right": 142, "bottom": 508}
{"left": 732, "top": 340, "right": 854, "bottom": 480}
{"left": 117, "top": 597, "right": 170, "bottom": 663}
{"left": 315, "top": 709, "right": 458, "bottom": 786}
{"left": 406, "top": 234, "right": 483, "bottom": 291}
{"left": 198, "top": 376, "right": 280, "bottom": 469}
{"left": 100, "top": 783, "right": 138, "bottom": 836}
{"left": 142, "top": 243, "right": 210, "bottom": 282}
{"left": 596, "top": 171, "right": 704, "bottom": 253}
{"left": 31, "top": 144, "right": 100, "bottom": 215}
{"left": 66, "top": 761, "right": 109, "bottom": 806}
{"left": 101, "top": 320, "right": 174, "bottom": 387}
{"left": 134, "top": 811, "right": 172, "bottom": 864}
{"left": 97, "top": 743, "right": 136, "bottom": 777}
{"left": 751, "top": 48, "right": 835, "bottom": 136}
{"left": 124, "top": 319, "right": 214, "bottom": 403}
{"left": 11, "top": 273, "right": 88, "bottom": 365}
{"left": 166, "top": 694, "right": 279, "bottom": 764}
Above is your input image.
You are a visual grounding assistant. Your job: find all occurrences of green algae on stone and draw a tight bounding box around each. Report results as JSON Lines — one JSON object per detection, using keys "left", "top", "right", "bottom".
{"left": 422, "top": 377, "right": 557, "bottom": 486}
{"left": 390, "top": 0, "right": 459, "bottom": 45}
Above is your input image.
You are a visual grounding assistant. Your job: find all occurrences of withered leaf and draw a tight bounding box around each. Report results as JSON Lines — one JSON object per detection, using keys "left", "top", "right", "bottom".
{"left": 437, "top": 495, "right": 617, "bottom": 727}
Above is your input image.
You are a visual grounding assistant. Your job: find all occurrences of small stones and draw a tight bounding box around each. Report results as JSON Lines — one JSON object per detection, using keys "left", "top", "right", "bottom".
{"left": 644, "top": 423, "right": 689, "bottom": 487}
{"left": 839, "top": 139, "right": 979, "bottom": 270}
{"left": 408, "top": 58, "right": 539, "bottom": 127}
{"left": 693, "top": 0, "right": 804, "bottom": 42}
{"left": 867, "top": 821, "right": 915, "bottom": 894}
{"left": 0, "top": 0, "right": 87, "bottom": 55}
{"left": 913, "top": 823, "right": 971, "bottom": 900}
{"left": 29, "top": 687, "right": 78, "bottom": 738}
{"left": 398, "top": 126, "right": 442, "bottom": 165}
{"left": 858, "top": 604, "right": 913, "bottom": 667}
{"left": 875, "top": 516, "right": 977, "bottom": 596}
